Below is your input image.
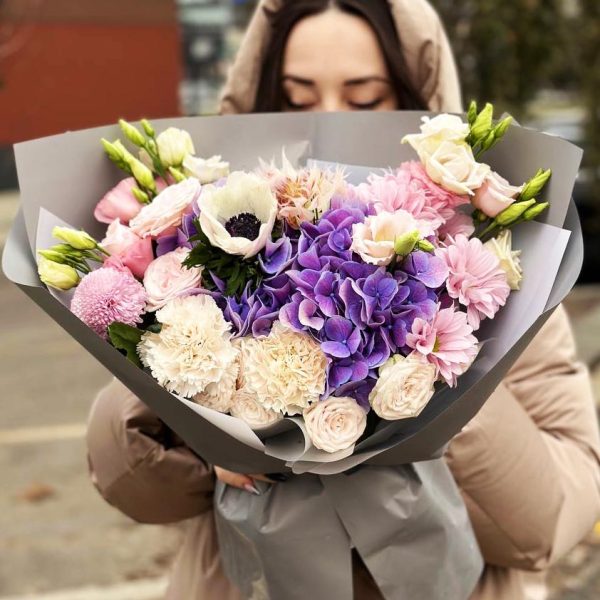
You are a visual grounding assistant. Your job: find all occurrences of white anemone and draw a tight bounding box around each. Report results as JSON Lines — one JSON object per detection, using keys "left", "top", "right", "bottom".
{"left": 199, "top": 171, "right": 277, "bottom": 258}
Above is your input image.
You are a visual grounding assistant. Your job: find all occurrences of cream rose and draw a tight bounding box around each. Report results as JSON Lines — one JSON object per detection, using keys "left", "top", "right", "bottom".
{"left": 421, "top": 141, "right": 489, "bottom": 196}
{"left": 143, "top": 247, "right": 203, "bottom": 312}
{"left": 473, "top": 171, "right": 524, "bottom": 218}
{"left": 183, "top": 154, "right": 230, "bottom": 184}
{"left": 129, "top": 178, "right": 201, "bottom": 238}
{"left": 156, "top": 127, "right": 195, "bottom": 167}
{"left": 303, "top": 397, "right": 367, "bottom": 453}
{"left": 101, "top": 219, "right": 141, "bottom": 255}
{"left": 199, "top": 171, "right": 277, "bottom": 258}
{"left": 351, "top": 209, "right": 433, "bottom": 266}
{"left": 369, "top": 353, "right": 437, "bottom": 420}
{"left": 230, "top": 388, "right": 283, "bottom": 429}
{"left": 402, "top": 114, "right": 470, "bottom": 156}
{"left": 484, "top": 229, "right": 523, "bottom": 290}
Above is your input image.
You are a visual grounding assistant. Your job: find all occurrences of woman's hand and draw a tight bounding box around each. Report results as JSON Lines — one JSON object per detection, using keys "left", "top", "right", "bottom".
{"left": 214, "top": 467, "right": 275, "bottom": 495}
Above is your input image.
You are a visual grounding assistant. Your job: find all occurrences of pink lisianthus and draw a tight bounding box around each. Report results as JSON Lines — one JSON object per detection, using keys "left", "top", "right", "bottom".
{"left": 436, "top": 234, "right": 511, "bottom": 330}
{"left": 472, "top": 171, "right": 523, "bottom": 218}
{"left": 358, "top": 161, "right": 469, "bottom": 233}
{"left": 406, "top": 306, "right": 479, "bottom": 387}
{"left": 94, "top": 177, "right": 168, "bottom": 225}
{"left": 70, "top": 266, "right": 147, "bottom": 339}
{"left": 101, "top": 219, "right": 154, "bottom": 279}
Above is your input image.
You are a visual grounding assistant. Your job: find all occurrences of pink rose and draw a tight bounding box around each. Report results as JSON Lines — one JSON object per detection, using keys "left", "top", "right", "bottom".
{"left": 101, "top": 219, "right": 154, "bottom": 279}
{"left": 472, "top": 172, "right": 523, "bottom": 218}
{"left": 119, "top": 237, "right": 155, "bottom": 279}
{"left": 143, "top": 247, "right": 203, "bottom": 312}
{"left": 94, "top": 178, "right": 143, "bottom": 225}
{"left": 130, "top": 178, "right": 201, "bottom": 238}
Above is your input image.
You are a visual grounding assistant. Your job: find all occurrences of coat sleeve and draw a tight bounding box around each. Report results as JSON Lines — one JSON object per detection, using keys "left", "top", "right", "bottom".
{"left": 446, "top": 304, "right": 600, "bottom": 571}
{"left": 86, "top": 377, "right": 215, "bottom": 524}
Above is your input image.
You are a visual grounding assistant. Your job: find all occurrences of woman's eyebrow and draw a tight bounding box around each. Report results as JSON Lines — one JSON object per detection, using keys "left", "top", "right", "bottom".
{"left": 282, "top": 75, "right": 315, "bottom": 86}
{"left": 344, "top": 76, "right": 391, "bottom": 86}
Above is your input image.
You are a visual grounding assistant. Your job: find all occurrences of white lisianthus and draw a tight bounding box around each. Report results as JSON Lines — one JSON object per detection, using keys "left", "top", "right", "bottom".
{"left": 369, "top": 353, "right": 437, "bottom": 420}
{"left": 230, "top": 388, "right": 283, "bottom": 429}
{"left": 484, "top": 229, "right": 523, "bottom": 290}
{"left": 130, "top": 178, "right": 201, "bottom": 238}
{"left": 183, "top": 154, "right": 230, "bottom": 184}
{"left": 199, "top": 171, "right": 277, "bottom": 258}
{"left": 402, "top": 114, "right": 470, "bottom": 156}
{"left": 303, "top": 397, "right": 367, "bottom": 453}
{"left": 137, "top": 295, "right": 238, "bottom": 398}
{"left": 351, "top": 209, "right": 434, "bottom": 266}
{"left": 241, "top": 323, "right": 327, "bottom": 415}
{"left": 421, "top": 141, "right": 490, "bottom": 196}
{"left": 156, "top": 127, "right": 195, "bottom": 167}
{"left": 473, "top": 171, "right": 524, "bottom": 218}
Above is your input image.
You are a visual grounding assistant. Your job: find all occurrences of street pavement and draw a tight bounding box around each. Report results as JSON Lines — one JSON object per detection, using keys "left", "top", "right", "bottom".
{"left": 0, "top": 190, "right": 599, "bottom": 599}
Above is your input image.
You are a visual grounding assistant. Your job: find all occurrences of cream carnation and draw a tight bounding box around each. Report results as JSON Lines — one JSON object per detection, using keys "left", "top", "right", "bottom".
{"left": 230, "top": 388, "right": 283, "bottom": 429}
{"left": 241, "top": 323, "right": 327, "bottom": 415}
{"left": 137, "top": 295, "right": 237, "bottom": 398}
{"left": 130, "top": 178, "right": 201, "bottom": 238}
{"left": 303, "top": 397, "right": 367, "bottom": 453}
{"left": 194, "top": 356, "right": 240, "bottom": 413}
{"left": 144, "top": 247, "right": 203, "bottom": 312}
{"left": 369, "top": 353, "right": 437, "bottom": 420}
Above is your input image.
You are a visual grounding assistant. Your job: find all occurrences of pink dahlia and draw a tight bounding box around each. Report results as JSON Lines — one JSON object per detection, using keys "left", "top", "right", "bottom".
{"left": 407, "top": 306, "right": 479, "bottom": 387}
{"left": 436, "top": 234, "right": 510, "bottom": 330}
{"left": 71, "top": 266, "right": 147, "bottom": 339}
{"left": 359, "top": 161, "right": 469, "bottom": 232}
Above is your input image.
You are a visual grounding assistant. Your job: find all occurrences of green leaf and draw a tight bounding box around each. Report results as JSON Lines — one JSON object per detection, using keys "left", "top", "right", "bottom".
{"left": 108, "top": 322, "right": 144, "bottom": 367}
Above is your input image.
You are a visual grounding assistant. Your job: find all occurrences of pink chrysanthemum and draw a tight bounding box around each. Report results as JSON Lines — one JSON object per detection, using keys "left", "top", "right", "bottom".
{"left": 436, "top": 234, "right": 510, "bottom": 330}
{"left": 358, "top": 161, "right": 469, "bottom": 231}
{"left": 406, "top": 306, "right": 479, "bottom": 387}
{"left": 71, "top": 267, "right": 147, "bottom": 339}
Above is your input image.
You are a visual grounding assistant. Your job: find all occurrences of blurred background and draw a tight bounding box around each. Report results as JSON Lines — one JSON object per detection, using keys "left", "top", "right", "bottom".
{"left": 0, "top": 0, "right": 599, "bottom": 598}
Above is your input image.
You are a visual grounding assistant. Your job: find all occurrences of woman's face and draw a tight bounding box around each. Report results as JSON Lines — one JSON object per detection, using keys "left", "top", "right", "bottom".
{"left": 281, "top": 9, "right": 398, "bottom": 113}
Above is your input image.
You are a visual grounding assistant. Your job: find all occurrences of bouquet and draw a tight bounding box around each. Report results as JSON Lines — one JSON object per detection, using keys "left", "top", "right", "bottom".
{"left": 3, "top": 103, "right": 580, "bottom": 473}
{"left": 2, "top": 107, "right": 583, "bottom": 599}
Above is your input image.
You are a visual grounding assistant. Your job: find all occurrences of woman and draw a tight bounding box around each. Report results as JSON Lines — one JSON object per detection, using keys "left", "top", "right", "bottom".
{"left": 86, "top": 1, "right": 600, "bottom": 598}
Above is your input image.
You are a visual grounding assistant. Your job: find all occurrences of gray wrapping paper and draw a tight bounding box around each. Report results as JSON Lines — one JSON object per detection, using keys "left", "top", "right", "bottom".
{"left": 215, "top": 460, "right": 483, "bottom": 600}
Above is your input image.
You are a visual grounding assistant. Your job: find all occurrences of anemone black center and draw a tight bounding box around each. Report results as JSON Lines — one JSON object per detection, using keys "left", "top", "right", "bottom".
{"left": 225, "top": 212, "right": 262, "bottom": 240}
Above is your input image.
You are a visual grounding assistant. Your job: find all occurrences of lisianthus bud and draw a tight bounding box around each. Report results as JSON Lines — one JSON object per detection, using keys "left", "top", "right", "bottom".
{"left": 520, "top": 169, "right": 552, "bottom": 202}
{"left": 470, "top": 103, "right": 494, "bottom": 141}
{"left": 416, "top": 239, "right": 435, "bottom": 252}
{"left": 119, "top": 119, "right": 146, "bottom": 147}
{"left": 467, "top": 100, "right": 478, "bottom": 126}
{"left": 493, "top": 116, "right": 512, "bottom": 139}
{"left": 156, "top": 127, "right": 195, "bottom": 167}
{"left": 128, "top": 157, "right": 157, "bottom": 192}
{"left": 131, "top": 186, "right": 150, "bottom": 204}
{"left": 38, "top": 249, "right": 67, "bottom": 263}
{"left": 495, "top": 199, "right": 536, "bottom": 226}
{"left": 101, "top": 138, "right": 124, "bottom": 163}
{"left": 168, "top": 166, "right": 187, "bottom": 183}
{"left": 112, "top": 140, "right": 136, "bottom": 164}
{"left": 480, "top": 129, "right": 497, "bottom": 153}
{"left": 140, "top": 119, "right": 155, "bottom": 138}
{"left": 394, "top": 230, "right": 420, "bottom": 256}
{"left": 52, "top": 226, "right": 98, "bottom": 250}
{"left": 38, "top": 256, "right": 80, "bottom": 290}
{"left": 523, "top": 202, "right": 549, "bottom": 221}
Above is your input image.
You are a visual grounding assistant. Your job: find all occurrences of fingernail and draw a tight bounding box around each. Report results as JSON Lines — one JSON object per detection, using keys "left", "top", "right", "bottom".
{"left": 265, "top": 473, "right": 289, "bottom": 482}
{"left": 244, "top": 483, "right": 261, "bottom": 496}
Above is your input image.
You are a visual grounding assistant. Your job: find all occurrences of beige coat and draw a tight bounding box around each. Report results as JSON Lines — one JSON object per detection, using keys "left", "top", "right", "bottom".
{"left": 87, "top": 1, "right": 600, "bottom": 598}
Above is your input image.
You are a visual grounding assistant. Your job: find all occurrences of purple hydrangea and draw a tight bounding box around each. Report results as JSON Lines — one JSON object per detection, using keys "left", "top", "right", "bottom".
{"left": 279, "top": 206, "right": 446, "bottom": 404}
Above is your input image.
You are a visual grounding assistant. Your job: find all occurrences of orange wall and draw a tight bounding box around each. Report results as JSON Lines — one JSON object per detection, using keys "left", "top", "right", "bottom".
{"left": 0, "top": 21, "right": 183, "bottom": 144}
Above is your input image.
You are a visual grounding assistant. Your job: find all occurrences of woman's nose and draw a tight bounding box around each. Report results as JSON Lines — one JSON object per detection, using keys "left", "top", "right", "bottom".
{"left": 318, "top": 93, "right": 347, "bottom": 112}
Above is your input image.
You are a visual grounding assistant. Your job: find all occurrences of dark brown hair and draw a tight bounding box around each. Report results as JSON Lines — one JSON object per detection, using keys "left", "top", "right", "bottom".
{"left": 254, "top": 0, "right": 427, "bottom": 112}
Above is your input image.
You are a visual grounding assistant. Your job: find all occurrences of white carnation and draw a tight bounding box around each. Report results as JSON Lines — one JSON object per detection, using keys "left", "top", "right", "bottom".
{"left": 369, "top": 353, "right": 436, "bottom": 420}
{"left": 303, "top": 397, "right": 367, "bottom": 453}
{"left": 194, "top": 355, "right": 240, "bottom": 413}
{"left": 137, "top": 295, "right": 237, "bottom": 398}
{"left": 241, "top": 323, "right": 327, "bottom": 415}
